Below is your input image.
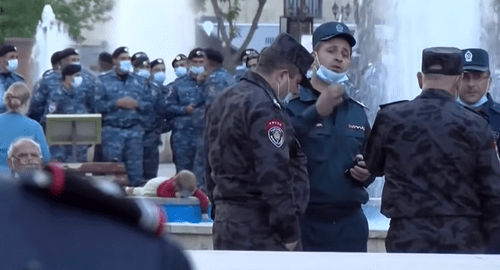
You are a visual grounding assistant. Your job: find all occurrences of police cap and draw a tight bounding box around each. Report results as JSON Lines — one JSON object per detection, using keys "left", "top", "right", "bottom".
{"left": 188, "top": 48, "right": 206, "bottom": 60}
{"left": 421, "top": 47, "right": 463, "bottom": 75}
{"left": 132, "top": 56, "right": 150, "bottom": 68}
{"left": 313, "top": 22, "right": 356, "bottom": 48}
{"left": 51, "top": 51, "right": 61, "bottom": 66}
{"left": 152, "top": 58, "right": 165, "bottom": 69}
{"left": 268, "top": 33, "right": 314, "bottom": 89}
{"left": 98, "top": 52, "right": 113, "bottom": 64}
{"left": 204, "top": 48, "right": 224, "bottom": 64}
{"left": 62, "top": 64, "right": 81, "bottom": 79}
{"left": 171, "top": 54, "right": 187, "bottom": 68}
{"left": 131, "top": 52, "right": 148, "bottom": 64}
{"left": 59, "top": 48, "right": 79, "bottom": 59}
{"left": 462, "top": 48, "right": 489, "bottom": 73}
{"left": 0, "top": 45, "right": 17, "bottom": 57}
{"left": 112, "top": 46, "right": 129, "bottom": 58}
{"left": 240, "top": 48, "right": 259, "bottom": 61}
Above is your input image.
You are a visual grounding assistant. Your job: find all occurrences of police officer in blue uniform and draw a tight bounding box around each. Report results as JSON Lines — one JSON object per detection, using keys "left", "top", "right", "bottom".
{"left": 0, "top": 45, "right": 24, "bottom": 113}
{"left": 94, "top": 46, "right": 151, "bottom": 187}
{"left": 457, "top": 48, "right": 500, "bottom": 146}
{"left": 286, "top": 22, "right": 375, "bottom": 252}
{"left": 151, "top": 58, "right": 174, "bottom": 134}
{"left": 166, "top": 48, "right": 206, "bottom": 173}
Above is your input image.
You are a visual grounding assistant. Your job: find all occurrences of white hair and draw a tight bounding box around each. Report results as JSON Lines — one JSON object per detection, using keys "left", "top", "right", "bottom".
{"left": 7, "top": 137, "right": 42, "bottom": 159}
{"left": 3, "top": 82, "right": 31, "bottom": 115}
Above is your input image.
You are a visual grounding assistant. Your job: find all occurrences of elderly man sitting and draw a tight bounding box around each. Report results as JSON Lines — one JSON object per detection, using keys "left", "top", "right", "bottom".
{"left": 7, "top": 137, "right": 43, "bottom": 175}
{"left": 0, "top": 82, "right": 50, "bottom": 175}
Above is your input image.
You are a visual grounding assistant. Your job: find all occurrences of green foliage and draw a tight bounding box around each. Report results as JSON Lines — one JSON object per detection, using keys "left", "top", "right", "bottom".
{"left": 0, "top": 0, "right": 114, "bottom": 44}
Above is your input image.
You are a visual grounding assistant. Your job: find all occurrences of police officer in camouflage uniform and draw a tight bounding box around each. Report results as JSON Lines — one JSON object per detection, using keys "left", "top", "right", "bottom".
{"left": 150, "top": 58, "right": 174, "bottom": 134}
{"left": 192, "top": 48, "right": 235, "bottom": 191}
{"left": 364, "top": 47, "right": 500, "bottom": 253}
{"left": 161, "top": 55, "right": 189, "bottom": 134}
{"left": 0, "top": 45, "right": 24, "bottom": 113}
{"left": 132, "top": 55, "right": 167, "bottom": 180}
{"left": 166, "top": 48, "right": 205, "bottom": 173}
{"left": 286, "top": 22, "right": 374, "bottom": 252}
{"left": 205, "top": 33, "right": 311, "bottom": 251}
{"left": 46, "top": 64, "right": 93, "bottom": 162}
{"left": 457, "top": 48, "right": 500, "bottom": 146}
{"left": 94, "top": 46, "right": 151, "bottom": 187}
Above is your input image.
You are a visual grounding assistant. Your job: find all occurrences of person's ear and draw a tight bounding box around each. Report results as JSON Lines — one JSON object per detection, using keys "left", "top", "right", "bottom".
{"left": 7, "top": 157, "right": 14, "bottom": 169}
{"left": 417, "top": 72, "right": 423, "bottom": 89}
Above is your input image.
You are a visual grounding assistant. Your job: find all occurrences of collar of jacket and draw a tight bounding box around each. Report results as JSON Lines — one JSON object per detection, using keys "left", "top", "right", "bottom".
{"left": 417, "top": 88, "right": 454, "bottom": 101}
{"left": 298, "top": 84, "right": 352, "bottom": 103}
{"left": 241, "top": 71, "right": 284, "bottom": 109}
{"left": 482, "top": 92, "right": 500, "bottom": 115}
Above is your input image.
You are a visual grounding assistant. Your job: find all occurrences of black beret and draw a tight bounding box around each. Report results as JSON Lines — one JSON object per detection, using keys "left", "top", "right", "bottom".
{"left": 268, "top": 33, "right": 314, "bottom": 89}
{"left": 188, "top": 48, "right": 206, "bottom": 60}
{"left": 59, "top": 48, "right": 79, "bottom": 59}
{"left": 132, "top": 56, "right": 150, "bottom": 68}
{"left": 112, "top": 46, "right": 129, "bottom": 58}
{"left": 151, "top": 58, "right": 166, "bottom": 69}
{"left": 421, "top": 47, "right": 463, "bottom": 75}
{"left": 462, "top": 48, "right": 489, "bottom": 73}
{"left": 131, "top": 52, "right": 148, "bottom": 64}
{"left": 204, "top": 48, "right": 224, "bottom": 64}
{"left": 313, "top": 22, "right": 356, "bottom": 48}
{"left": 62, "top": 64, "right": 81, "bottom": 78}
{"left": 240, "top": 48, "right": 259, "bottom": 61}
{"left": 0, "top": 45, "right": 17, "bottom": 57}
{"left": 171, "top": 54, "right": 187, "bottom": 68}
{"left": 98, "top": 52, "right": 113, "bottom": 64}
{"left": 51, "top": 51, "right": 61, "bottom": 66}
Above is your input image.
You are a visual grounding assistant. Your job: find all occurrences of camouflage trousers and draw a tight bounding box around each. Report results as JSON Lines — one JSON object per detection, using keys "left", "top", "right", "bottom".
{"left": 170, "top": 129, "right": 197, "bottom": 173}
{"left": 386, "top": 217, "right": 486, "bottom": 253}
{"left": 102, "top": 125, "right": 144, "bottom": 187}
{"left": 213, "top": 203, "right": 289, "bottom": 251}
{"left": 192, "top": 130, "right": 205, "bottom": 192}
{"left": 49, "top": 145, "right": 88, "bottom": 163}
{"left": 143, "top": 130, "right": 161, "bottom": 181}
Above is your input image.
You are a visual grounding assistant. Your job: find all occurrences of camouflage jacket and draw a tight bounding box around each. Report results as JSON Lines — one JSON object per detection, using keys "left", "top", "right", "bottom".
{"left": 205, "top": 71, "right": 309, "bottom": 243}
{"left": 364, "top": 88, "right": 500, "bottom": 238}
{"left": 166, "top": 74, "right": 204, "bottom": 130}
{"left": 44, "top": 84, "right": 93, "bottom": 117}
{"left": 0, "top": 71, "right": 24, "bottom": 113}
{"left": 140, "top": 81, "right": 167, "bottom": 132}
{"left": 94, "top": 70, "right": 151, "bottom": 128}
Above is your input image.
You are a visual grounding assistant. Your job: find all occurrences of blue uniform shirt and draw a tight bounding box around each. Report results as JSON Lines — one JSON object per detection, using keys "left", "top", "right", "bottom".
{"left": 165, "top": 74, "right": 204, "bottom": 130}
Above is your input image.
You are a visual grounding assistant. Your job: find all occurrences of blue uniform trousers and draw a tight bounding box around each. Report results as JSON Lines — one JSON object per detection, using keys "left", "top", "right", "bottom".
{"left": 170, "top": 129, "right": 197, "bottom": 173}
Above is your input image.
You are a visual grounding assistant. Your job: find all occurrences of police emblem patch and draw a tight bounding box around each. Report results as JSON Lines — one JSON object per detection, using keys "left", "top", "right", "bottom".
{"left": 266, "top": 119, "right": 285, "bottom": 148}
{"left": 336, "top": 24, "right": 344, "bottom": 32}
{"left": 48, "top": 103, "right": 57, "bottom": 114}
{"left": 465, "top": 50, "right": 473, "bottom": 62}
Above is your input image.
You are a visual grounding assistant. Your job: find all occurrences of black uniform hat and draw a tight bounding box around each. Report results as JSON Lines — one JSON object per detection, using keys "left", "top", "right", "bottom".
{"left": 62, "top": 64, "right": 82, "bottom": 79}
{"left": 132, "top": 56, "right": 150, "bottom": 68}
{"left": 421, "top": 47, "right": 463, "bottom": 75}
{"left": 204, "top": 48, "right": 224, "bottom": 64}
{"left": 151, "top": 58, "right": 165, "bottom": 69}
{"left": 188, "top": 48, "right": 206, "bottom": 60}
{"left": 131, "top": 52, "right": 148, "bottom": 64}
{"left": 51, "top": 51, "right": 61, "bottom": 66}
{"left": 112, "top": 46, "right": 129, "bottom": 58}
{"left": 462, "top": 48, "right": 489, "bottom": 73}
{"left": 313, "top": 22, "right": 356, "bottom": 48}
{"left": 98, "top": 52, "right": 113, "bottom": 64}
{"left": 240, "top": 48, "right": 259, "bottom": 61}
{"left": 0, "top": 45, "right": 17, "bottom": 57}
{"left": 59, "top": 48, "right": 79, "bottom": 59}
{"left": 268, "top": 33, "right": 314, "bottom": 89}
{"left": 171, "top": 54, "right": 187, "bottom": 68}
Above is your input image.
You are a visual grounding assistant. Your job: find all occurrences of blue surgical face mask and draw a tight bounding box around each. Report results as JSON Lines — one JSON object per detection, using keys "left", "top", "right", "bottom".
{"left": 119, "top": 60, "right": 133, "bottom": 73}
{"left": 190, "top": 66, "right": 205, "bottom": 75}
{"left": 153, "top": 71, "right": 166, "bottom": 83}
{"left": 7, "top": 59, "right": 18, "bottom": 72}
{"left": 315, "top": 56, "right": 348, "bottom": 84}
{"left": 175, "top": 66, "right": 187, "bottom": 77}
{"left": 136, "top": 69, "right": 151, "bottom": 79}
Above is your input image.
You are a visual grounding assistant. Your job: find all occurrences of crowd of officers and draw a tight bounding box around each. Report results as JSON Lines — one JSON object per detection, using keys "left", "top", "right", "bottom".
{"left": 2, "top": 20, "right": 500, "bottom": 255}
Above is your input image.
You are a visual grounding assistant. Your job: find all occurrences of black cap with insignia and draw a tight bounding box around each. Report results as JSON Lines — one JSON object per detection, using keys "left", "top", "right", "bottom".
{"left": 0, "top": 45, "right": 17, "bottom": 57}
{"left": 268, "top": 33, "right": 314, "bottom": 89}
{"left": 204, "top": 48, "right": 224, "bottom": 64}
{"left": 112, "top": 46, "right": 129, "bottom": 58}
{"left": 59, "top": 48, "right": 79, "bottom": 59}
{"left": 132, "top": 56, "right": 150, "bottom": 68}
{"left": 131, "top": 52, "right": 148, "bottom": 64}
{"left": 240, "top": 48, "right": 259, "bottom": 61}
{"left": 98, "top": 52, "right": 113, "bottom": 64}
{"left": 51, "top": 51, "right": 61, "bottom": 66}
{"left": 313, "top": 22, "right": 356, "bottom": 48}
{"left": 462, "top": 48, "right": 489, "bottom": 73}
{"left": 188, "top": 48, "right": 206, "bottom": 60}
{"left": 171, "top": 54, "right": 187, "bottom": 67}
{"left": 151, "top": 58, "right": 165, "bottom": 69}
{"left": 421, "top": 47, "right": 463, "bottom": 75}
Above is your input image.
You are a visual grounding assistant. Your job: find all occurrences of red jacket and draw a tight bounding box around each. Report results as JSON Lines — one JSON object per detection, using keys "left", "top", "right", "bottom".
{"left": 156, "top": 178, "right": 210, "bottom": 214}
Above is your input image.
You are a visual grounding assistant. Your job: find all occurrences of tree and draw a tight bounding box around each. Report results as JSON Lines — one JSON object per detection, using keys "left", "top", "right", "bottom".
{"left": 194, "top": 0, "right": 267, "bottom": 71}
{"left": 0, "top": 0, "right": 114, "bottom": 44}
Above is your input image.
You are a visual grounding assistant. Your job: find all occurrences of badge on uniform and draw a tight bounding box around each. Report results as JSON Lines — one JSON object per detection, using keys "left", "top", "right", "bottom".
{"left": 48, "top": 103, "right": 57, "bottom": 113}
{"left": 465, "top": 50, "right": 473, "bottom": 62}
{"left": 266, "top": 119, "right": 285, "bottom": 148}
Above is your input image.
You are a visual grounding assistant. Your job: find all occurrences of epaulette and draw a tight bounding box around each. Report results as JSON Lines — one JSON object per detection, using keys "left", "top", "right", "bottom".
{"left": 379, "top": 100, "right": 409, "bottom": 109}
{"left": 348, "top": 97, "right": 368, "bottom": 109}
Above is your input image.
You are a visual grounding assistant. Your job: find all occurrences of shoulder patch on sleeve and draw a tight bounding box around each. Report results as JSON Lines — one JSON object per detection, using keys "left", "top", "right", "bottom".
{"left": 379, "top": 100, "right": 409, "bottom": 109}
{"left": 266, "top": 119, "right": 285, "bottom": 148}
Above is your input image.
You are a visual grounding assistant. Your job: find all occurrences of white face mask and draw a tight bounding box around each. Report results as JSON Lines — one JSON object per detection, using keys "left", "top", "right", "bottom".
{"left": 71, "top": 76, "right": 83, "bottom": 88}
{"left": 175, "top": 66, "right": 187, "bottom": 77}
{"left": 7, "top": 59, "right": 18, "bottom": 72}
{"left": 119, "top": 60, "right": 133, "bottom": 73}
{"left": 190, "top": 66, "right": 205, "bottom": 75}
{"left": 315, "top": 56, "right": 348, "bottom": 84}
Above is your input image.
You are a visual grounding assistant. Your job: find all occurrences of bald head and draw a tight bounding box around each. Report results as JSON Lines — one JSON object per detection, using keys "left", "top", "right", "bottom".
{"left": 8, "top": 138, "right": 43, "bottom": 172}
{"left": 4, "top": 82, "right": 31, "bottom": 114}
{"left": 417, "top": 69, "right": 463, "bottom": 97}
{"left": 173, "top": 170, "right": 197, "bottom": 198}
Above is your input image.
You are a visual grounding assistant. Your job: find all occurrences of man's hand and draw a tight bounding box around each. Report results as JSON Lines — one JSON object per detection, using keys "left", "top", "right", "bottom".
{"left": 349, "top": 154, "right": 371, "bottom": 182}
{"left": 116, "top": 97, "right": 138, "bottom": 109}
{"left": 185, "top": 104, "right": 195, "bottom": 114}
{"left": 316, "top": 84, "right": 344, "bottom": 117}
{"left": 284, "top": 240, "right": 298, "bottom": 251}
